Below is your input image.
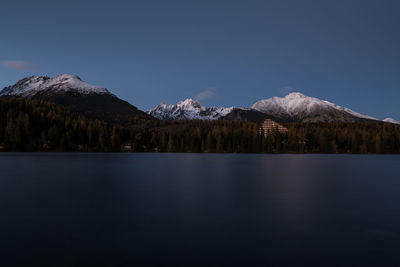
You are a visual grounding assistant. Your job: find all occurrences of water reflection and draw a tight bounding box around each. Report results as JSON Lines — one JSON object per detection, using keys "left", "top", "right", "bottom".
{"left": 0, "top": 153, "right": 400, "bottom": 266}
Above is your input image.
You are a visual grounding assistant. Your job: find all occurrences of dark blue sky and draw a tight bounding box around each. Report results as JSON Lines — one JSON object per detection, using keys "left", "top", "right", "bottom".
{"left": 1, "top": 0, "right": 399, "bottom": 119}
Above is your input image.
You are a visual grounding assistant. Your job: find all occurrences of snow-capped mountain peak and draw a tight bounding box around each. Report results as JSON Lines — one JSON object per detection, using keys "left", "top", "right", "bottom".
{"left": 0, "top": 74, "right": 109, "bottom": 97}
{"left": 147, "top": 99, "right": 233, "bottom": 120}
{"left": 251, "top": 92, "right": 377, "bottom": 122}
{"left": 284, "top": 92, "right": 306, "bottom": 99}
{"left": 176, "top": 98, "right": 204, "bottom": 110}
{"left": 251, "top": 92, "right": 326, "bottom": 116}
{"left": 41, "top": 74, "right": 108, "bottom": 94}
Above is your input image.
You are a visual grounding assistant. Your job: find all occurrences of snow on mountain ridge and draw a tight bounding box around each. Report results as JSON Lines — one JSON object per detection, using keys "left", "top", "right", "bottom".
{"left": 0, "top": 74, "right": 109, "bottom": 97}
{"left": 253, "top": 92, "right": 326, "bottom": 115}
{"left": 252, "top": 92, "right": 378, "bottom": 121}
{"left": 148, "top": 98, "right": 233, "bottom": 120}
{"left": 148, "top": 92, "right": 381, "bottom": 122}
{"left": 323, "top": 100, "right": 377, "bottom": 120}
{"left": 176, "top": 98, "right": 204, "bottom": 110}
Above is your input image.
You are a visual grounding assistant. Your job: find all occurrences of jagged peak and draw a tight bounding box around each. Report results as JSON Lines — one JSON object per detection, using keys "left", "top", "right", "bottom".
{"left": 284, "top": 92, "right": 306, "bottom": 99}
{"left": 177, "top": 98, "right": 202, "bottom": 108}
{"left": 147, "top": 98, "right": 233, "bottom": 120}
{"left": 14, "top": 75, "right": 50, "bottom": 84}
{"left": 178, "top": 98, "right": 195, "bottom": 104}
{"left": 52, "top": 74, "right": 82, "bottom": 81}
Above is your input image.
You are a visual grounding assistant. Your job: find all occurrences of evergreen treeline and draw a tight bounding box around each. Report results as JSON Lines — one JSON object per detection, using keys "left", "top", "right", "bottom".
{"left": 1, "top": 97, "right": 400, "bottom": 153}
{"left": 0, "top": 98, "right": 126, "bottom": 151}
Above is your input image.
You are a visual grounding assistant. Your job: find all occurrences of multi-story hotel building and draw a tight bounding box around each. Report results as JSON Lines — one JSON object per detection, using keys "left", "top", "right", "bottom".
{"left": 259, "top": 119, "right": 288, "bottom": 136}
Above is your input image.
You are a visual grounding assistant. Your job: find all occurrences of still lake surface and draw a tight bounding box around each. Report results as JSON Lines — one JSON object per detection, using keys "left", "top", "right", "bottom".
{"left": 0, "top": 153, "right": 400, "bottom": 266}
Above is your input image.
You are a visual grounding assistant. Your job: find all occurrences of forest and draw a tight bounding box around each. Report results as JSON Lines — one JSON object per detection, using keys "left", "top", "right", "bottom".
{"left": 1, "top": 97, "right": 400, "bottom": 153}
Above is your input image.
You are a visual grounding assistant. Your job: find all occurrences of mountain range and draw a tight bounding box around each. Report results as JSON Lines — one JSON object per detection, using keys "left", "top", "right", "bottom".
{"left": 149, "top": 92, "right": 397, "bottom": 124}
{"left": 1, "top": 74, "right": 398, "bottom": 125}
{"left": 147, "top": 98, "right": 234, "bottom": 120}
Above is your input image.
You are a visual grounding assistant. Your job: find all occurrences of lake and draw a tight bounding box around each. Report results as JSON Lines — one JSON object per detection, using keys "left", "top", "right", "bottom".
{"left": 0, "top": 153, "right": 399, "bottom": 266}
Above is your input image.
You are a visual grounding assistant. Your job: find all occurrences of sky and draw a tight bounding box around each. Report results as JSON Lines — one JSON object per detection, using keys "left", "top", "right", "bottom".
{"left": 1, "top": 0, "right": 399, "bottom": 119}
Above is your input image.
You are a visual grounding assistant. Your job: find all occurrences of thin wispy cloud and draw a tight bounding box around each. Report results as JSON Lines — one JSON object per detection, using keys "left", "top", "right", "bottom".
{"left": 1, "top": 60, "right": 32, "bottom": 70}
{"left": 280, "top": 86, "right": 296, "bottom": 95}
{"left": 195, "top": 87, "right": 216, "bottom": 101}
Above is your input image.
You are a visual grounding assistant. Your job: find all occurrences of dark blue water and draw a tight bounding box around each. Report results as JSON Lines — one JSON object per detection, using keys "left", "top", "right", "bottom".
{"left": 0, "top": 153, "right": 400, "bottom": 266}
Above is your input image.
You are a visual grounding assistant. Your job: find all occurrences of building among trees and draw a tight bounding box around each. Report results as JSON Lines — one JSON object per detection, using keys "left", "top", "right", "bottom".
{"left": 1, "top": 98, "right": 400, "bottom": 154}
{"left": 259, "top": 119, "right": 288, "bottom": 136}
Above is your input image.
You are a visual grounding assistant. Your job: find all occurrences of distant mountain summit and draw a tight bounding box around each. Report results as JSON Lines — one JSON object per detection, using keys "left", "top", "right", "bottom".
{"left": 0, "top": 74, "right": 152, "bottom": 125}
{"left": 251, "top": 92, "right": 377, "bottom": 122}
{"left": 148, "top": 98, "right": 233, "bottom": 120}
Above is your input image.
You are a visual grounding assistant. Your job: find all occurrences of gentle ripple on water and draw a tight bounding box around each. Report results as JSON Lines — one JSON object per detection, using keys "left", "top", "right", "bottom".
{"left": 0, "top": 153, "right": 400, "bottom": 266}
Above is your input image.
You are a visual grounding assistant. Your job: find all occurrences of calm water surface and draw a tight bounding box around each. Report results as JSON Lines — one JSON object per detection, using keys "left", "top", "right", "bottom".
{"left": 0, "top": 153, "right": 400, "bottom": 266}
